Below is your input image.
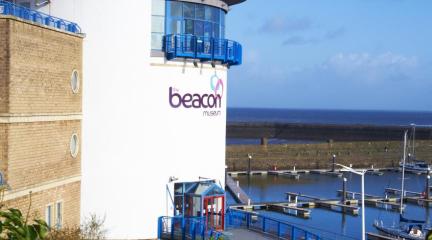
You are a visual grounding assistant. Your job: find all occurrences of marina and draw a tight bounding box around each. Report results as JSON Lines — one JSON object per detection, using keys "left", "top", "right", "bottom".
{"left": 227, "top": 170, "right": 432, "bottom": 239}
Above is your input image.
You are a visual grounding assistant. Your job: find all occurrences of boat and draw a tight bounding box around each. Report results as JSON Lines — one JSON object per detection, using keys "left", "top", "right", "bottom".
{"left": 374, "top": 221, "right": 425, "bottom": 240}
{"left": 399, "top": 159, "right": 431, "bottom": 174}
{"left": 398, "top": 124, "right": 431, "bottom": 174}
{"left": 374, "top": 130, "right": 429, "bottom": 239}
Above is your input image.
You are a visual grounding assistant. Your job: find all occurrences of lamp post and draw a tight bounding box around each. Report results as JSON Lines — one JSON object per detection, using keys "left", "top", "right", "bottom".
{"left": 335, "top": 163, "right": 366, "bottom": 240}
{"left": 247, "top": 154, "right": 252, "bottom": 176}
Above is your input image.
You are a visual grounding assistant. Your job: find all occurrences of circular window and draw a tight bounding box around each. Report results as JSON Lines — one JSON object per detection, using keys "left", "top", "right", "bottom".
{"left": 71, "top": 70, "right": 80, "bottom": 93}
{"left": 70, "top": 133, "right": 79, "bottom": 158}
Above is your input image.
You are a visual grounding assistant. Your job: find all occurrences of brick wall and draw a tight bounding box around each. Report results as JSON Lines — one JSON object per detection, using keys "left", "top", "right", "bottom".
{"left": 0, "top": 19, "right": 9, "bottom": 113}
{"left": 3, "top": 181, "right": 81, "bottom": 227}
{"left": 4, "top": 120, "right": 81, "bottom": 189}
{"left": 226, "top": 140, "right": 432, "bottom": 171}
{"left": 0, "top": 16, "right": 82, "bottom": 229}
{"left": 1, "top": 17, "right": 83, "bottom": 115}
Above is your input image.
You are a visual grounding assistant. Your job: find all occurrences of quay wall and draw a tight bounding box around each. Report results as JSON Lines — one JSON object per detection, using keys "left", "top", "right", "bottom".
{"left": 226, "top": 140, "right": 432, "bottom": 171}
{"left": 227, "top": 122, "right": 432, "bottom": 141}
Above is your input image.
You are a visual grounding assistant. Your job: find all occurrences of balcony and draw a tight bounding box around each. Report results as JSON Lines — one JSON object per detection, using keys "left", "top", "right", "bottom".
{"left": 164, "top": 34, "right": 242, "bottom": 66}
{"left": 0, "top": 0, "right": 81, "bottom": 34}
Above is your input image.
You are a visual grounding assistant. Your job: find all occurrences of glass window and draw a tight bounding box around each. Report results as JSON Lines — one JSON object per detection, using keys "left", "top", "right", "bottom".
{"left": 204, "top": 6, "right": 213, "bottom": 21}
{"left": 169, "top": 19, "right": 182, "bottom": 34}
{"left": 220, "top": 10, "right": 225, "bottom": 26}
{"left": 151, "top": 15, "right": 165, "bottom": 33}
{"left": 211, "top": 7, "right": 220, "bottom": 23}
{"left": 164, "top": 2, "right": 226, "bottom": 40}
{"left": 168, "top": 1, "right": 182, "bottom": 18}
{"left": 204, "top": 22, "right": 212, "bottom": 38}
{"left": 185, "top": 19, "right": 194, "bottom": 34}
{"left": 56, "top": 202, "right": 63, "bottom": 229}
{"left": 213, "top": 23, "right": 219, "bottom": 38}
{"left": 152, "top": 0, "right": 165, "bottom": 16}
{"left": 195, "top": 4, "right": 205, "bottom": 20}
{"left": 194, "top": 21, "right": 204, "bottom": 36}
{"left": 183, "top": 2, "right": 195, "bottom": 19}
{"left": 46, "top": 205, "right": 52, "bottom": 227}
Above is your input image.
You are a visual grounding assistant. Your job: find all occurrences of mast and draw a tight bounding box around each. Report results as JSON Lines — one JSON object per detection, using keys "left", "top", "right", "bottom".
{"left": 412, "top": 124, "right": 416, "bottom": 159}
{"left": 400, "top": 130, "right": 408, "bottom": 216}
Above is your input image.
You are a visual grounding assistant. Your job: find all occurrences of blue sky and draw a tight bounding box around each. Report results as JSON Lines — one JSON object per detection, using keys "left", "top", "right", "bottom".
{"left": 226, "top": 0, "right": 432, "bottom": 111}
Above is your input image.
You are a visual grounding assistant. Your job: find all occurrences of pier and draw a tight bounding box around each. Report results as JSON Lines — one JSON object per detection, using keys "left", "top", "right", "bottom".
{"left": 225, "top": 175, "right": 251, "bottom": 205}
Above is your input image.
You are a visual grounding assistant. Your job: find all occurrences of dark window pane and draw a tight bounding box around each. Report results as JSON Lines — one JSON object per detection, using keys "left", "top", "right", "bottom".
{"left": 169, "top": 1, "right": 182, "bottom": 18}
{"left": 183, "top": 2, "right": 195, "bottom": 18}
{"left": 220, "top": 10, "right": 225, "bottom": 26}
{"left": 204, "top": 6, "right": 212, "bottom": 21}
{"left": 195, "top": 4, "right": 205, "bottom": 20}
{"left": 221, "top": 26, "right": 225, "bottom": 39}
{"left": 194, "top": 20, "right": 204, "bottom": 36}
{"left": 213, "top": 23, "right": 220, "bottom": 38}
{"left": 212, "top": 7, "right": 220, "bottom": 23}
{"left": 185, "top": 19, "right": 194, "bottom": 34}
{"left": 204, "top": 22, "right": 212, "bottom": 38}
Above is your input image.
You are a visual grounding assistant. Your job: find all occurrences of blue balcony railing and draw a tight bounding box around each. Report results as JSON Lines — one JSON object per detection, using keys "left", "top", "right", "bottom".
{"left": 164, "top": 34, "right": 242, "bottom": 66}
{"left": 0, "top": 0, "right": 81, "bottom": 34}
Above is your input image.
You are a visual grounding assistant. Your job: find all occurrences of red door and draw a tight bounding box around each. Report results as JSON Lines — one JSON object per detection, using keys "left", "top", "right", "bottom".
{"left": 204, "top": 196, "right": 225, "bottom": 231}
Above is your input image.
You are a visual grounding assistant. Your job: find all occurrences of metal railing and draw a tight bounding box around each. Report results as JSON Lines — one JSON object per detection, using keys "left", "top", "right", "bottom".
{"left": 158, "top": 216, "right": 226, "bottom": 240}
{"left": 164, "top": 34, "right": 242, "bottom": 66}
{"left": 0, "top": 0, "right": 81, "bottom": 34}
{"left": 226, "top": 209, "right": 322, "bottom": 240}
{"left": 158, "top": 210, "right": 323, "bottom": 240}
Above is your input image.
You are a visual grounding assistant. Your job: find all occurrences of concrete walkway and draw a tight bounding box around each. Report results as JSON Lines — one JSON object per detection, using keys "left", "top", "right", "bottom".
{"left": 224, "top": 228, "right": 275, "bottom": 240}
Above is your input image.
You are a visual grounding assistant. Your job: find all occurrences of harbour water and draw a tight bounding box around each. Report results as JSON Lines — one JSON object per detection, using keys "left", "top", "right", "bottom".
{"left": 228, "top": 172, "right": 431, "bottom": 239}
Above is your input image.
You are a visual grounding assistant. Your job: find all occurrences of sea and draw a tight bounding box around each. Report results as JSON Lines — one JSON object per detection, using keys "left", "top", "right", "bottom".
{"left": 227, "top": 108, "right": 432, "bottom": 145}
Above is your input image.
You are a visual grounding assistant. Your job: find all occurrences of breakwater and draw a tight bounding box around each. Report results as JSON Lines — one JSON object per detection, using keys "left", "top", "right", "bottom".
{"left": 227, "top": 122, "right": 432, "bottom": 141}
{"left": 226, "top": 122, "right": 432, "bottom": 171}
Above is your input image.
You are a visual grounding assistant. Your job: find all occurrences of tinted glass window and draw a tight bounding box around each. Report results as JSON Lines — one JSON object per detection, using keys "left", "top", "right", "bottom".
{"left": 166, "top": 2, "right": 226, "bottom": 39}
{"left": 183, "top": 3, "right": 195, "bottom": 18}
{"left": 169, "top": 1, "right": 182, "bottom": 17}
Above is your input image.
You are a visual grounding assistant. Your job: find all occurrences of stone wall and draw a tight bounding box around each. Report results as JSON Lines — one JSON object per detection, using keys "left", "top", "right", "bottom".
{"left": 226, "top": 140, "right": 432, "bottom": 171}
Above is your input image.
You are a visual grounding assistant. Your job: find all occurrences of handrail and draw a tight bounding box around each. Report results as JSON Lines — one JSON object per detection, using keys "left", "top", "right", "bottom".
{"left": 158, "top": 210, "right": 323, "bottom": 240}
{"left": 226, "top": 209, "right": 322, "bottom": 240}
{"left": 0, "top": 0, "right": 81, "bottom": 34}
{"left": 164, "top": 34, "right": 242, "bottom": 66}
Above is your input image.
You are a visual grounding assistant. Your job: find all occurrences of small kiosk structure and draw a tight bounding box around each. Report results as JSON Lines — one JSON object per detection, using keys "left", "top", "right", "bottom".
{"left": 174, "top": 180, "right": 226, "bottom": 230}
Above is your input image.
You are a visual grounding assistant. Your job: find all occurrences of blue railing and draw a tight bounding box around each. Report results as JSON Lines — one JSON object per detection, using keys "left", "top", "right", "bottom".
{"left": 226, "top": 209, "right": 322, "bottom": 240}
{"left": 0, "top": 0, "right": 81, "bottom": 34}
{"left": 158, "top": 216, "right": 225, "bottom": 240}
{"left": 158, "top": 210, "right": 322, "bottom": 240}
{"left": 164, "top": 34, "right": 242, "bottom": 66}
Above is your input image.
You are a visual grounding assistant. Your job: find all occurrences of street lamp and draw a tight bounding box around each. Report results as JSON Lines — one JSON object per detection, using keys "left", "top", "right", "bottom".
{"left": 247, "top": 154, "right": 252, "bottom": 175}
{"left": 335, "top": 163, "right": 367, "bottom": 240}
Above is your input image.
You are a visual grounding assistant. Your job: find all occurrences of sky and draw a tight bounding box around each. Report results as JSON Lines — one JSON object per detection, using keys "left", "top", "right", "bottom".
{"left": 226, "top": 0, "right": 432, "bottom": 111}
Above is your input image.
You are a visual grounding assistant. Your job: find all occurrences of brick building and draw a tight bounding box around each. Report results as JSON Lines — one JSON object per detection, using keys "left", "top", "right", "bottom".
{"left": 0, "top": 13, "right": 82, "bottom": 228}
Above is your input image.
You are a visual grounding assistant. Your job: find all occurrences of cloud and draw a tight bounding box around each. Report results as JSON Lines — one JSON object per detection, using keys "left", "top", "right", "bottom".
{"left": 324, "top": 27, "right": 346, "bottom": 39}
{"left": 282, "top": 36, "right": 318, "bottom": 45}
{"left": 259, "top": 16, "right": 312, "bottom": 34}
{"left": 281, "top": 26, "right": 346, "bottom": 46}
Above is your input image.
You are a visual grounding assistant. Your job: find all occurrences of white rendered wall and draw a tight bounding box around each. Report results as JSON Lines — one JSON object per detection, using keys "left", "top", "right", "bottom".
{"left": 40, "top": 0, "right": 228, "bottom": 238}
